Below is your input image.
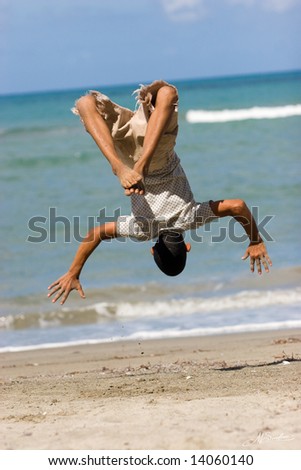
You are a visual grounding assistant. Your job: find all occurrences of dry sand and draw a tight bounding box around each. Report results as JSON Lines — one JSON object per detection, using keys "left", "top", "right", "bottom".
{"left": 0, "top": 329, "right": 301, "bottom": 450}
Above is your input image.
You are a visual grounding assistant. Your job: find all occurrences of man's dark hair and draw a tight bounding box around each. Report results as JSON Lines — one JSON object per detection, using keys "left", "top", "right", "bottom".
{"left": 153, "top": 231, "right": 187, "bottom": 276}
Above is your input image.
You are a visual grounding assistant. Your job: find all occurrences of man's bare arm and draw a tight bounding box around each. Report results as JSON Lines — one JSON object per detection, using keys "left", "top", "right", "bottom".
{"left": 48, "top": 222, "right": 117, "bottom": 304}
{"left": 210, "top": 199, "right": 272, "bottom": 274}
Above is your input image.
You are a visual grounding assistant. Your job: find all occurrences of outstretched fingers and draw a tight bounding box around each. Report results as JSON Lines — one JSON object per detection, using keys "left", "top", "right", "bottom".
{"left": 255, "top": 257, "right": 262, "bottom": 275}
{"left": 261, "top": 255, "right": 272, "bottom": 273}
{"left": 242, "top": 243, "right": 272, "bottom": 275}
{"left": 59, "top": 284, "right": 83, "bottom": 305}
{"left": 48, "top": 279, "right": 60, "bottom": 291}
{"left": 256, "top": 255, "right": 272, "bottom": 274}
{"left": 52, "top": 287, "right": 67, "bottom": 304}
{"left": 47, "top": 281, "right": 67, "bottom": 304}
{"left": 47, "top": 283, "right": 62, "bottom": 298}
{"left": 47, "top": 275, "right": 85, "bottom": 304}
{"left": 243, "top": 254, "right": 261, "bottom": 274}
{"left": 47, "top": 279, "right": 62, "bottom": 299}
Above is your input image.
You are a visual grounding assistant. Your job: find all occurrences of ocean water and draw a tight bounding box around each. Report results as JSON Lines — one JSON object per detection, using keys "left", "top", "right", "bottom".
{"left": 1, "top": 71, "right": 301, "bottom": 352}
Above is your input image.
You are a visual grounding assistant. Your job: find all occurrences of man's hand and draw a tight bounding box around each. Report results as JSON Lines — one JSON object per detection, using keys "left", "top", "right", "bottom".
{"left": 114, "top": 164, "right": 144, "bottom": 195}
{"left": 242, "top": 241, "right": 272, "bottom": 275}
{"left": 123, "top": 162, "right": 146, "bottom": 196}
{"left": 47, "top": 272, "right": 85, "bottom": 305}
{"left": 124, "top": 182, "right": 145, "bottom": 196}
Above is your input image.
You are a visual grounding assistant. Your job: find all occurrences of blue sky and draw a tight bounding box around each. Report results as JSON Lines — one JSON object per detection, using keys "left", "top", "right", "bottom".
{"left": 1, "top": 0, "right": 300, "bottom": 94}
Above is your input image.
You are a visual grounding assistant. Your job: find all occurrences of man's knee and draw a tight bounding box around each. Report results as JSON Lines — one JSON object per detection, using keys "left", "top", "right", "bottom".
{"left": 76, "top": 94, "right": 96, "bottom": 116}
{"left": 156, "top": 85, "right": 178, "bottom": 107}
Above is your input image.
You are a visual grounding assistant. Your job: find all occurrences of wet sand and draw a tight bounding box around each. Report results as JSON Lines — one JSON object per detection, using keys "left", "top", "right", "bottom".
{"left": 1, "top": 329, "right": 300, "bottom": 450}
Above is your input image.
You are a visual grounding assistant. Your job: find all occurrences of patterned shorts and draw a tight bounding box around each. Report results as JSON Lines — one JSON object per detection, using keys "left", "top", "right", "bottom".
{"left": 117, "top": 156, "right": 217, "bottom": 241}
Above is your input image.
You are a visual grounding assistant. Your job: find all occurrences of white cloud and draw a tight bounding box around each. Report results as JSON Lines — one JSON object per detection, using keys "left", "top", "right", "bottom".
{"left": 161, "top": 0, "right": 301, "bottom": 22}
{"left": 160, "top": 0, "right": 207, "bottom": 22}
{"left": 227, "top": 0, "right": 301, "bottom": 12}
{"left": 264, "top": 0, "right": 301, "bottom": 11}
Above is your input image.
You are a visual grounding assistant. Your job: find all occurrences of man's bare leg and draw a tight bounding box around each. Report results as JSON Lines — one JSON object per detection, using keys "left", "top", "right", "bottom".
{"left": 76, "top": 95, "right": 143, "bottom": 193}
{"left": 127, "top": 85, "right": 178, "bottom": 195}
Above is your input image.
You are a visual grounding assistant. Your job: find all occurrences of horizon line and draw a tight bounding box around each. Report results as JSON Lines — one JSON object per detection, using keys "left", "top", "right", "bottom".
{"left": 1, "top": 68, "right": 300, "bottom": 99}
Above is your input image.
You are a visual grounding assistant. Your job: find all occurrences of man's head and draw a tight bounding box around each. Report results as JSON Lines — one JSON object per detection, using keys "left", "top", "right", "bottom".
{"left": 151, "top": 231, "right": 191, "bottom": 276}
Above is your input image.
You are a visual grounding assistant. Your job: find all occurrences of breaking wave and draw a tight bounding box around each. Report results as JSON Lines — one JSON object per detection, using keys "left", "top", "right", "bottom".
{"left": 186, "top": 104, "right": 301, "bottom": 123}
{"left": 1, "top": 287, "right": 300, "bottom": 331}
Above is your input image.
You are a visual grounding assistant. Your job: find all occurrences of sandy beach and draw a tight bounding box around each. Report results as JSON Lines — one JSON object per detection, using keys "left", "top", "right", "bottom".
{"left": 0, "top": 328, "right": 300, "bottom": 450}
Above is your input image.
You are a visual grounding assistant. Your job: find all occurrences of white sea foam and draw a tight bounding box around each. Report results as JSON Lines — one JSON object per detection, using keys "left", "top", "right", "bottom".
{"left": 1, "top": 319, "right": 301, "bottom": 353}
{"left": 126, "top": 320, "right": 301, "bottom": 341}
{"left": 86, "top": 287, "right": 301, "bottom": 319}
{"left": 186, "top": 104, "right": 301, "bottom": 123}
{"left": 1, "top": 287, "right": 300, "bottom": 330}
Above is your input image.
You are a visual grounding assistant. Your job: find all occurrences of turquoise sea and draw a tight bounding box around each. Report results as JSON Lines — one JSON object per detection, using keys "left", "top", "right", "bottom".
{"left": 0, "top": 71, "right": 301, "bottom": 351}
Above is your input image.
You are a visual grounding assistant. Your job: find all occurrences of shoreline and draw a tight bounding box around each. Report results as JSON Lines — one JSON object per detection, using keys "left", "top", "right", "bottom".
{"left": 1, "top": 319, "right": 301, "bottom": 354}
{"left": 1, "top": 328, "right": 301, "bottom": 450}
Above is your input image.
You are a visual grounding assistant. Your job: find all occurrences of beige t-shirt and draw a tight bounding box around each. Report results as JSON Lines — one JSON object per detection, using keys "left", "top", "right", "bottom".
{"left": 73, "top": 80, "right": 178, "bottom": 173}
{"left": 73, "top": 81, "right": 217, "bottom": 240}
